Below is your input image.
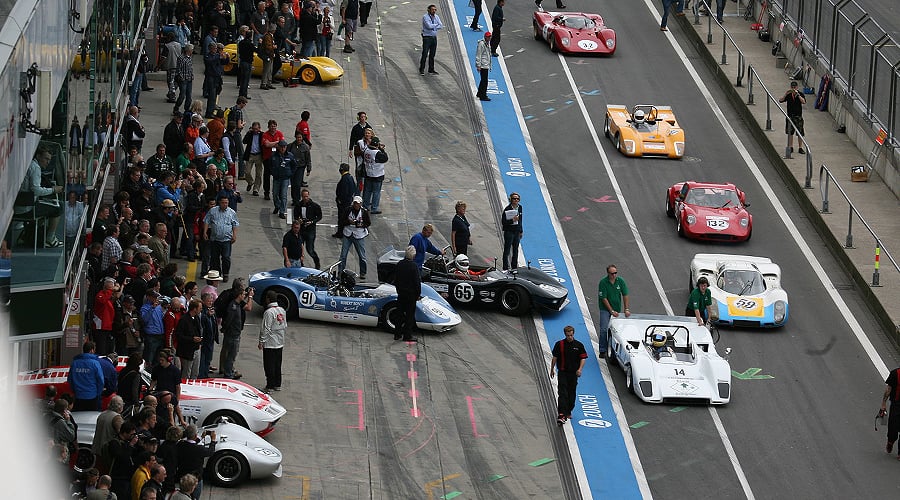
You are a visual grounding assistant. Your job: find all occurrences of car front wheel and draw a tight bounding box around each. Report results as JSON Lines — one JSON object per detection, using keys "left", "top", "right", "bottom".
{"left": 270, "top": 286, "right": 298, "bottom": 318}
{"left": 604, "top": 116, "right": 611, "bottom": 138}
{"left": 208, "top": 450, "right": 250, "bottom": 487}
{"left": 625, "top": 365, "right": 634, "bottom": 393}
{"left": 300, "top": 65, "right": 320, "bottom": 84}
{"left": 499, "top": 286, "right": 532, "bottom": 316}
{"left": 380, "top": 301, "right": 403, "bottom": 333}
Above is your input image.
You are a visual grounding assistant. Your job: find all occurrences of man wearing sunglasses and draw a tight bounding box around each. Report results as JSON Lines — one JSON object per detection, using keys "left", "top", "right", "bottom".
{"left": 597, "top": 264, "right": 630, "bottom": 358}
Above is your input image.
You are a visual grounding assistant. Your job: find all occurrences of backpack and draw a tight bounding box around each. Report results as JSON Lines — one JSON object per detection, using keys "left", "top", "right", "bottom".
{"left": 223, "top": 106, "right": 232, "bottom": 125}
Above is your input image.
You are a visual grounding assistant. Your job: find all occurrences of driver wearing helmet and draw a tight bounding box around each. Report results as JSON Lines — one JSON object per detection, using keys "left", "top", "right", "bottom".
{"left": 451, "top": 254, "right": 486, "bottom": 280}
{"left": 633, "top": 109, "right": 646, "bottom": 127}
{"left": 650, "top": 330, "right": 673, "bottom": 359}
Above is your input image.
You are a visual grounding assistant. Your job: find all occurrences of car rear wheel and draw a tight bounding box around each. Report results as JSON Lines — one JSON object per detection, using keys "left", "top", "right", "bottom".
{"left": 208, "top": 450, "right": 250, "bottom": 487}
{"left": 499, "top": 286, "right": 532, "bottom": 316}
{"left": 300, "top": 65, "right": 320, "bottom": 84}
{"left": 380, "top": 301, "right": 403, "bottom": 333}
{"left": 625, "top": 365, "right": 634, "bottom": 393}
{"left": 533, "top": 22, "right": 542, "bottom": 41}
{"left": 604, "top": 116, "right": 611, "bottom": 138}
{"left": 665, "top": 194, "right": 674, "bottom": 218}
{"left": 204, "top": 409, "right": 248, "bottom": 429}
{"left": 688, "top": 272, "right": 694, "bottom": 290}
{"left": 270, "top": 286, "right": 298, "bottom": 318}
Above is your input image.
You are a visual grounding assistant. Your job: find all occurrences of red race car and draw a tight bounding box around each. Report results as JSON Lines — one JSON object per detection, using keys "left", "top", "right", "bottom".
{"left": 533, "top": 10, "right": 616, "bottom": 55}
{"left": 666, "top": 181, "right": 752, "bottom": 242}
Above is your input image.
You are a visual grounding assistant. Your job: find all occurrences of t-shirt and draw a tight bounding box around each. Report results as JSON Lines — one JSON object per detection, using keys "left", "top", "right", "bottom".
{"left": 598, "top": 277, "right": 628, "bottom": 312}
{"left": 551, "top": 338, "right": 588, "bottom": 372}
{"left": 687, "top": 287, "right": 712, "bottom": 312}
{"left": 151, "top": 362, "right": 182, "bottom": 395}
{"left": 887, "top": 368, "right": 900, "bottom": 403}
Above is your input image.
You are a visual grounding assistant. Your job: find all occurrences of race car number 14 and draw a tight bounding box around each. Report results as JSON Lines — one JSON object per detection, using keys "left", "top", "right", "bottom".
{"left": 453, "top": 283, "right": 475, "bottom": 302}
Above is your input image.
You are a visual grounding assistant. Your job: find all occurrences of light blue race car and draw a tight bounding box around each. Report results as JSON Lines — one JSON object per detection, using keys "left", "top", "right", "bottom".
{"left": 690, "top": 253, "right": 789, "bottom": 328}
{"left": 249, "top": 262, "right": 462, "bottom": 332}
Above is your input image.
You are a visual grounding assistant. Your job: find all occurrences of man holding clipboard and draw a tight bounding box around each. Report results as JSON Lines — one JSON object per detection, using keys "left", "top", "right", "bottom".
{"left": 501, "top": 193, "right": 523, "bottom": 270}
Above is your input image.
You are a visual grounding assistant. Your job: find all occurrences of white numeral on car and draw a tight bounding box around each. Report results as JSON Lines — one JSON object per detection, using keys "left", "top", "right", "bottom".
{"left": 299, "top": 290, "right": 316, "bottom": 307}
{"left": 453, "top": 283, "right": 475, "bottom": 303}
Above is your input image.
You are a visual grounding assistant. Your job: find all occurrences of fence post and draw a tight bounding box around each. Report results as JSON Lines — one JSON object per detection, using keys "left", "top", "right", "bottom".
{"left": 872, "top": 242, "right": 881, "bottom": 286}
{"left": 845, "top": 203, "right": 854, "bottom": 248}
{"left": 721, "top": 31, "right": 728, "bottom": 64}
{"left": 765, "top": 86, "right": 772, "bottom": 129}
{"left": 748, "top": 67, "right": 755, "bottom": 104}
{"left": 819, "top": 165, "right": 830, "bottom": 213}
{"left": 804, "top": 146, "right": 813, "bottom": 189}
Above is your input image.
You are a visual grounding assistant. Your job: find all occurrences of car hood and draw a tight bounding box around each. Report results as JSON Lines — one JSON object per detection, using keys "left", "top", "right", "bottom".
{"left": 181, "top": 378, "right": 287, "bottom": 421}
{"left": 685, "top": 204, "right": 748, "bottom": 220}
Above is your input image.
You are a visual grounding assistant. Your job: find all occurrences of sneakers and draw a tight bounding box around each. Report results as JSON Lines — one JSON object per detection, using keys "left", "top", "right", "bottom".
{"left": 44, "top": 237, "right": 63, "bottom": 248}
{"left": 798, "top": 147, "right": 806, "bottom": 154}
{"left": 556, "top": 414, "right": 567, "bottom": 425}
{"left": 273, "top": 208, "right": 279, "bottom": 215}
{"left": 273, "top": 387, "right": 281, "bottom": 391}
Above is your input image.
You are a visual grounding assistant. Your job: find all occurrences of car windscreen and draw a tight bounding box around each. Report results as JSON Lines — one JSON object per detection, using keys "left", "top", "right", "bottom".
{"left": 719, "top": 270, "right": 765, "bottom": 295}
{"left": 561, "top": 16, "right": 596, "bottom": 29}
{"left": 685, "top": 188, "right": 740, "bottom": 208}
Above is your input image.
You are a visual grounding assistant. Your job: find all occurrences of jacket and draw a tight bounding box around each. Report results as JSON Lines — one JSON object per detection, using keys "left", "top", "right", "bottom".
{"left": 68, "top": 352, "right": 105, "bottom": 399}
{"left": 394, "top": 258, "right": 422, "bottom": 299}
{"left": 259, "top": 303, "right": 287, "bottom": 349}
{"left": 175, "top": 313, "right": 202, "bottom": 359}
{"left": 335, "top": 172, "right": 357, "bottom": 206}
{"left": 271, "top": 151, "right": 298, "bottom": 180}
{"left": 476, "top": 39, "right": 492, "bottom": 70}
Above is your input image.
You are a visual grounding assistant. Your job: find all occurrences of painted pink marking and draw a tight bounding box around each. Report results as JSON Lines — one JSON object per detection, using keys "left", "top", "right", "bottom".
{"left": 466, "top": 396, "right": 488, "bottom": 437}
{"left": 409, "top": 389, "right": 419, "bottom": 397}
{"left": 561, "top": 216, "right": 573, "bottom": 222}
{"left": 591, "top": 195, "right": 618, "bottom": 203}
{"left": 410, "top": 408, "right": 421, "bottom": 417}
{"left": 339, "top": 389, "right": 365, "bottom": 430}
{"left": 408, "top": 371, "right": 418, "bottom": 379}
{"left": 472, "top": 385, "right": 483, "bottom": 389}
{"left": 577, "top": 207, "right": 589, "bottom": 212}
{"left": 406, "top": 353, "right": 417, "bottom": 362}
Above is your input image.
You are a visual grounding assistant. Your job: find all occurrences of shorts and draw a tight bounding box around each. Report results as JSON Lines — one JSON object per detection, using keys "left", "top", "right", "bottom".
{"left": 345, "top": 18, "right": 358, "bottom": 33}
{"left": 785, "top": 115, "right": 804, "bottom": 136}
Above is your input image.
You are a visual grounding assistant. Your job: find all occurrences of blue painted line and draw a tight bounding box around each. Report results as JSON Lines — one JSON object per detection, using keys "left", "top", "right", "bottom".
{"left": 451, "top": 2, "right": 642, "bottom": 498}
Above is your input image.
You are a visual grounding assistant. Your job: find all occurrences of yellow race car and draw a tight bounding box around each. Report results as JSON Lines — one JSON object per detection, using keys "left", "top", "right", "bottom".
{"left": 604, "top": 104, "right": 685, "bottom": 158}
{"left": 221, "top": 44, "right": 343, "bottom": 84}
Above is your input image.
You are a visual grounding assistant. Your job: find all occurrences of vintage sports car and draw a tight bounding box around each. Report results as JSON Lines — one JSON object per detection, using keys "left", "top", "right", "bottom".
{"left": 690, "top": 253, "right": 789, "bottom": 328}
{"left": 72, "top": 412, "right": 282, "bottom": 487}
{"left": 532, "top": 11, "right": 616, "bottom": 54}
{"left": 604, "top": 104, "right": 685, "bottom": 158}
{"left": 666, "top": 181, "right": 752, "bottom": 242}
{"left": 17, "top": 361, "right": 288, "bottom": 437}
{"left": 377, "top": 246, "right": 569, "bottom": 316}
{"left": 221, "top": 44, "right": 344, "bottom": 84}
{"left": 249, "top": 262, "right": 461, "bottom": 332}
{"left": 606, "top": 314, "right": 731, "bottom": 404}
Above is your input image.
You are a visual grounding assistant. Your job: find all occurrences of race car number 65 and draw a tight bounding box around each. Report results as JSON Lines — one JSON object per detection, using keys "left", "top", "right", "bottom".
{"left": 453, "top": 283, "right": 475, "bottom": 302}
{"left": 299, "top": 290, "right": 316, "bottom": 307}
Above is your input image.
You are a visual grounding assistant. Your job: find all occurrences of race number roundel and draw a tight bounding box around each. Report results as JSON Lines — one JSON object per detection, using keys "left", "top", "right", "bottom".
{"left": 578, "top": 40, "right": 599, "bottom": 50}
{"left": 299, "top": 290, "right": 316, "bottom": 308}
{"left": 453, "top": 282, "right": 475, "bottom": 303}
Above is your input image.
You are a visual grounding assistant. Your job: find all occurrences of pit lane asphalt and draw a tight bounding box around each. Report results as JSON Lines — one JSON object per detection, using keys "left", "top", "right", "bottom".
{"left": 497, "top": 1, "right": 900, "bottom": 499}
{"left": 134, "top": 2, "right": 571, "bottom": 499}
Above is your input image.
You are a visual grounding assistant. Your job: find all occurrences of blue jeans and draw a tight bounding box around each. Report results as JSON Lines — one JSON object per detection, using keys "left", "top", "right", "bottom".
{"left": 661, "top": 0, "right": 683, "bottom": 27}
{"left": 301, "top": 40, "right": 316, "bottom": 57}
{"left": 598, "top": 309, "right": 612, "bottom": 352}
{"left": 175, "top": 79, "right": 193, "bottom": 112}
{"left": 362, "top": 177, "right": 383, "bottom": 212}
{"left": 198, "top": 341, "right": 214, "bottom": 379}
{"left": 129, "top": 74, "right": 143, "bottom": 106}
{"left": 317, "top": 35, "right": 332, "bottom": 58}
{"left": 289, "top": 258, "right": 303, "bottom": 267}
{"left": 221, "top": 334, "right": 241, "bottom": 378}
{"left": 273, "top": 178, "right": 290, "bottom": 214}
{"left": 339, "top": 236, "right": 367, "bottom": 276}
{"left": 300, "top": 230, "right": 319, "bottom": 268}
{"left": 502, "top": 230, "right": 522, "bottom": 270}
{"left": 210, "top": 240, "right": 233, "bottom": 276}
{"left": 143, "top": 334, "right": 164, "bottom": 368}
{"left": 715, "top": 0, "right": 726, "bottom": 21}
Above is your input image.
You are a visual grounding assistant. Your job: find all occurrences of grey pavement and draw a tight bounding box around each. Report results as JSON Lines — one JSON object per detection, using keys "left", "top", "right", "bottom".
{"left": 676, "top": 7, "right": 900, "bottom": 347}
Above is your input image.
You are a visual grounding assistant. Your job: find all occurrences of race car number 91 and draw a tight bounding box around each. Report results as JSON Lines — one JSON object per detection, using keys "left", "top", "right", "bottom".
{"left": 453, "top": 283, "right": 475, "bottom": 302}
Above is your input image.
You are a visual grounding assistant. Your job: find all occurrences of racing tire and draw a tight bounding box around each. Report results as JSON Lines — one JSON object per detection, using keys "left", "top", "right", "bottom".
{"left": 380, "top": 301, "right": 404, "bottom": 333}
{"left": 665, "top": 194, "right": 674, "bottom": 218}
{"left": 549, "top": 36, "right": 559, "bottom": 53}
{"left": 625, "top": 365, "right": 634, "bottom": 394}
{"left": 688, "top": 272, "right": 694, "bottom": 290}
{"left": 604, "top": 116, "right": 611, "bottom": 138}
{"left": 745, "top": 227, "right": 752, "bottom": 241}
{"left": 676, "top": 216, "right": 685, "bottom": 237}
{"left": 533, "top": 22, "right": 542, "bottom": 41}
{"left": 208, "top": 450, "right": 250, "bottom": 487}
{"left": 270, "top": 286, "right": 298, "bottom": 318}
{"left": 615, "top": 132, "right": 622, "bottom": 153}
{"left": 606, "top": 334, "right": 616, "bottom": 366}
{"left": 499, "top": 286, "right": 532, "bottom": 316}
{"left": 300, "top": 65, "right": 320, "bottom": 84}
{"left": 204, "top": 409, "right": 249, "bottom": 430}
{"left": 73, "top": 445, "right": 96, "bottom": 473}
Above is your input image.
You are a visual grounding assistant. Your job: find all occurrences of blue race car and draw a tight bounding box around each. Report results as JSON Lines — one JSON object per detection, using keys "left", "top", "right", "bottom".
{"left": 248, "top": 262, "right": 462, "bottom": 332}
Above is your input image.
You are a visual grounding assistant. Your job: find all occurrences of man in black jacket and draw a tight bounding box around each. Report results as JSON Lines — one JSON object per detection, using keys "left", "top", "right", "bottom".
{"left": 163, "top": 112, "right": 185, "bottom": 160}
{"left": 295, "top": 188, "right": 322, "bottom": 268}
{"left": 175, "top": 424, "right": 216, "bottom": 498}
{"left": 393, "top": 245, "right": 421, "bottom": 341}
{"left": 237, "top": 27, "right": 255, "bottom": 99}
{"left": 332, "top": 163, "right": 357, "bottom": 237}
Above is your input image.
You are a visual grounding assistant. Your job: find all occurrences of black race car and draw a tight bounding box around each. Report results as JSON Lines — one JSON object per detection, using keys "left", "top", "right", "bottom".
{"left": 377, "top": 246, "right": 569, "bottom": 316}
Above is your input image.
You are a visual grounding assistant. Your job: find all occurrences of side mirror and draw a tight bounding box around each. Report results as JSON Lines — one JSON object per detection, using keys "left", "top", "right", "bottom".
{"left": 744, "top": 201, "right": 751, "bottom": 208}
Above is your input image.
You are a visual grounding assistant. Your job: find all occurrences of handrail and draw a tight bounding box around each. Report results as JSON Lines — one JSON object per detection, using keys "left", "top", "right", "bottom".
{"left": 695, "top": 0, "right": 746, "bottom": 87}
{"left": 819, "top": 164, "right": 900, "bottom": 285}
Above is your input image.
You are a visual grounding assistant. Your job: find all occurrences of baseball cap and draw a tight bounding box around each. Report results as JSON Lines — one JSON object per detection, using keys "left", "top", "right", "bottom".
{"left": 352, "top": 195, "right": 363, "bottom": 204}
{"left": 790, "top": 81, "right": 798, "bottom": 87}
{"left": 135, "top": 245, "right": 152, "bottom": 254}
{"left": 277, "top": 139, "right": 288, "bottom": 147}
{"left": 485, "top": 31, "right": 492, "bottom": 37}
{"left": 370, "top": 136, "right": 380, "bottom": 146}
{"left": 161, "top": 199, "right": 176, "bottom": 208}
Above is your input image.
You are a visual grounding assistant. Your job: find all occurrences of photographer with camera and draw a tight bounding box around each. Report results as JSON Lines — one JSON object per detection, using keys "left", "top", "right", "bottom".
{"left": 295, "top": 188, "right": 322, "bottom": 269}
{"left": 778, "top": 80, "right": 806, "bottom": 155}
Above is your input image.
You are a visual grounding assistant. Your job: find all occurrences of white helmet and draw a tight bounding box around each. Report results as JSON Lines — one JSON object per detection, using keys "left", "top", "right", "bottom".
{"left": 455, "top": 254, "right": 470, "bottom": 273}
{"left": 634, "top": 109, "right": 646, "bottom": 123}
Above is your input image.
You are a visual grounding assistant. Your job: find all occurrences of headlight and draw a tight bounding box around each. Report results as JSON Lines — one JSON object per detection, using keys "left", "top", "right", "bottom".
{"left": 674, "top": 142, "right": 685, "bottom": 156}
{"left": 774, "top": 300, "right": 786, "bottom": 323}
{"left": 561, "top": 37, "right": 570, "bottom": 46}
{"left": 538, "top": 283, "right": 564, "bottom": 295}
{"left": 606, "top": 39, "right": 615, "bottom": 49}
{"left": 623, "top": 140, "right": 635, "bottom": 153}
{"left": 686, "top": 214, "right": 696, "bottom": 225}
{"left": 709, "top": 302, "right": 720, "bottom": 321}
{"left": 740, "top": 217, "right": 749, "bottom": 227}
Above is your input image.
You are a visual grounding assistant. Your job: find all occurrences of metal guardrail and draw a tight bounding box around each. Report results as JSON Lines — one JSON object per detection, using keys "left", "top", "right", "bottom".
{"left": 694, "top": 0, "right": 815, "bottom": 188}
{"left": 818, "top": 164, "right": 900, "bottom": 286}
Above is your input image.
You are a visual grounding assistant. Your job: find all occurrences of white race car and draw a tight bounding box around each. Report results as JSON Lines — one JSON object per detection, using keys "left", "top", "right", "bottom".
{"left": 606, "top": 314, "right": 732, "bottom": 404}
{"left": 72, "top": 412, "right": 283, "bottom": 487}
{"left": 17, "top": 361, "right": 287, "bottom": 437}
{"left": 690, "top": 253, "right": 789, "bottom": 328}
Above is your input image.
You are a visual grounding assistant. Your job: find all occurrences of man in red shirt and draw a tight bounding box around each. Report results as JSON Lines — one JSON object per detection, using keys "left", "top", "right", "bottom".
{"left": 294, "top": 110, "right": 312, "bottom": 147}
{"left": 94, "top": 277, "right": 121, "bottom": 355}
{"left": 261, "top": 119, "right": 284, "bottom": 201}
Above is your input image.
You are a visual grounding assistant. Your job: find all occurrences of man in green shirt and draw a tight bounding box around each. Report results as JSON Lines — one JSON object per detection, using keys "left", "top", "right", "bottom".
{"left": 598, "top": 264, "right": 630, "bottom": 357}
{"left": 686, "top": 276, "right": 714, "bottom": 325}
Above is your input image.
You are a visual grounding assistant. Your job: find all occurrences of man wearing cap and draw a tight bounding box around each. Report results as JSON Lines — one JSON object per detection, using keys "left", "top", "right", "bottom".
{"left": 141, "top": 290, "right": 166, "bottom": 368}
{"left": 779, "top": 80, "right": 806, "bottom": 155}
{"left": 338, "top": 195, "right": 371, "bottom": 278}
{"left": 271, "top": 140, "right": 298, "bottom": 219}
{"left": 203, "top": 195, "right": 240, "bottom": 281}
{"left": 475, "top": 32, "right": 492, "bottom": 101}
{"left": 333, "top": 163, "right": 358, "bottom": 237}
